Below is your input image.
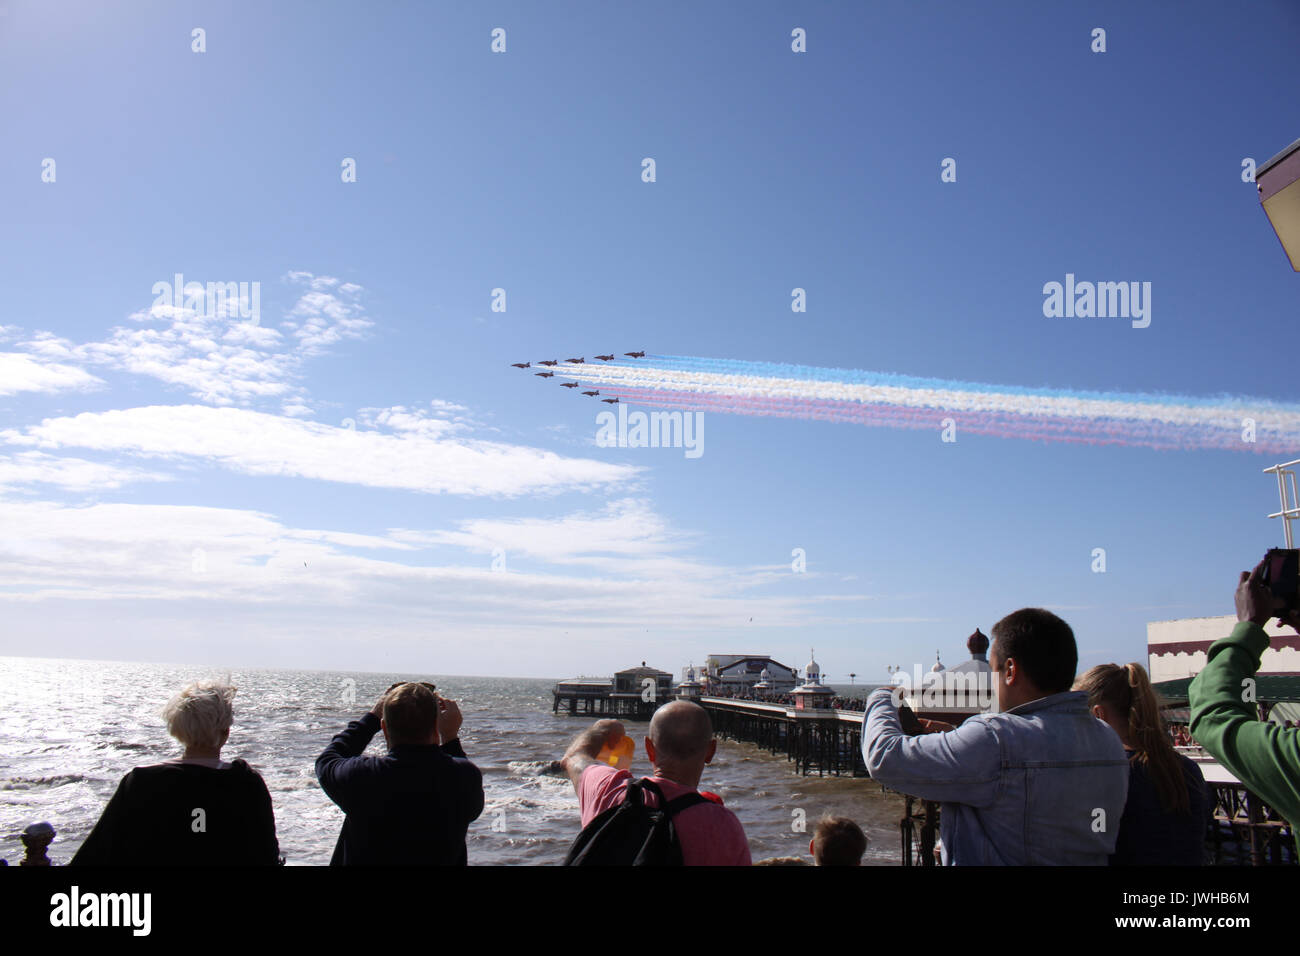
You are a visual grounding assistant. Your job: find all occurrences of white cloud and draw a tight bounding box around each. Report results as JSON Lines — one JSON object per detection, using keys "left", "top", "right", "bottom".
{"left": 356, "top": 403, "right": 473, "bottom": 439}
{"left": 0, "top": 352, "right": 104, "bottom": 397}
{"left": 0, "top": 451, "right": 170, "bottom": 493}
{"left": 3, "top": 404, "right": 640, "bottom": 497}
{"left": 9, "top": 272, "right": 369, "bottom": 408}
{"left": 413, "top": 498, "right": 687, "bottom": 563}
{"left": 0, "top": 497, "right": 863, "bottom": 631}
{"left": 0, "top": 491, "right": 887, "bottom": 676}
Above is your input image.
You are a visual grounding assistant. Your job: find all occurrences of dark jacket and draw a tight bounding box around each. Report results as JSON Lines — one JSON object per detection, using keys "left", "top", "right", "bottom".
{"left": 1110, "top": 749, "right": 1211, "bottom": 866}
{"left": 70, "top": 760, "right": 279, "bottom": 865}
{"left": 315, "top": 712, "right": 484, "bottom": 865}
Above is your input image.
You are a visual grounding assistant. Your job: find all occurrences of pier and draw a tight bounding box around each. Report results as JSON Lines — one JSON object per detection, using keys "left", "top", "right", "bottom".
{"left": 552, "top": 664, "right": 674, "bottom": 719}
{"left": 698, "top": 697, "right": 868, "bottom": 776}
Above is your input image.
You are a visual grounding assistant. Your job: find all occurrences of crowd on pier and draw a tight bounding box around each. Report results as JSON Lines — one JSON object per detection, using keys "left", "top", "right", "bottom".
{"left": 8, "top": 561, "right": 1300, "bottom": 867}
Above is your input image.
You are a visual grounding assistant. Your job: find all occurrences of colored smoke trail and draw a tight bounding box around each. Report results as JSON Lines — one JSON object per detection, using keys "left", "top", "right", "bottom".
{"left": 537, "top": 354, "right": 1300, "bottom": 453}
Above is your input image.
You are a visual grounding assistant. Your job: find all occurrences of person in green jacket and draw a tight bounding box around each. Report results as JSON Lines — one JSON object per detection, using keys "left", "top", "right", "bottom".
{"left": 1188, "top": 558, "right": 1300, "bottom": 826}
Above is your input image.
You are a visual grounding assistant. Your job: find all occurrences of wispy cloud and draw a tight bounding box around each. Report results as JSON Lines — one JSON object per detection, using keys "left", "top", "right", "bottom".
{"left": 10, "top": 272, "right": 370, "bottom": 415}
{"left": 0, "top": 497, "right": 871, "bottom": 642}
{"left": 2, "top": 404, "right": 640, "bottom": 497}
{"left": 0, "top": 451, "right": 171, "bottom": 493}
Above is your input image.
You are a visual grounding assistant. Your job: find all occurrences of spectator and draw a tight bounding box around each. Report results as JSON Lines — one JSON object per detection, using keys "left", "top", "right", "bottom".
{"left": 71, "top": 680, "right": 278, "bottom": 865}
{"left": 20, "top": 823, "right": 56, "bottom": 866}
{"left": 562, "top": 701, "right": 751, "bottom": 865}
{"left": 861, "top": 607, "right": 1129, "bottom": 864}
{"left": 1075, "top": 663, "right": 1211, "bottom": 865}
{"left": 316, "top": 681, "right": 484, "bottom": 865}
{"left": 810, "top": 815, "right": 867, "bottom": 865}
{"left": 1188, "top": 561, "right": 1300, "bottom": 828}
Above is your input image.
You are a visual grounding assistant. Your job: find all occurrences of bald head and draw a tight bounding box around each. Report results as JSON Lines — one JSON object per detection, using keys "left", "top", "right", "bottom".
{"left": 649, "top": 701, "right": 714, "bottom": 764}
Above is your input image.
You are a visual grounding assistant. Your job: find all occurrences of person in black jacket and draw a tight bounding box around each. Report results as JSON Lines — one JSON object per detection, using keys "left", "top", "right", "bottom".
{"left": 71, "top": 681, "right": 279, "bottom": 866}
{"left": 1075, "top": 663, "right": 1212, "bottom": 865}
{"left": 316, "top": 681, "right": 484, "bottom": 865}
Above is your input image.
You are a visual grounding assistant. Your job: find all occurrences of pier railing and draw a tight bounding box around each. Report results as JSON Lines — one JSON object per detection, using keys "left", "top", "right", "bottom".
{"left": 698, "top": 696, "right": 867, "bottom": 777}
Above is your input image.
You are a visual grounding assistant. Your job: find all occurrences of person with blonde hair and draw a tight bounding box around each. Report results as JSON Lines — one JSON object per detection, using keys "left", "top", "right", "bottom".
{"left": 1074, "top": 663, "right": 1210, "bottom": 865}
{"left": 71, "top": 680, "right": 279, "bottom": 865}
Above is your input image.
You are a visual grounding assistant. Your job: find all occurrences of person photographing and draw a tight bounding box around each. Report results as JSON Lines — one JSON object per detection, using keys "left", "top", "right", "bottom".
{"left": 316, "top": 680, "right": 484, "bottom": 865}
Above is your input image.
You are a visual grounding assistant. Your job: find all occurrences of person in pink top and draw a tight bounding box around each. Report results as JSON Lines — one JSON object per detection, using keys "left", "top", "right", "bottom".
{"left": 561, "top": 700, "right": 752, "bottom": 866}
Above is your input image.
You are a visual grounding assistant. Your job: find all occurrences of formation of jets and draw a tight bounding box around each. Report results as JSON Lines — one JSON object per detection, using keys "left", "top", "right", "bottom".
{"left": 509, "top": 351, "right": 645, "bottom": 404}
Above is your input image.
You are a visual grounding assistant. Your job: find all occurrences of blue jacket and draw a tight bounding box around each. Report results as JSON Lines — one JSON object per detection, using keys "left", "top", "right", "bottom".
{"left": 861, "top": 687, "right": 1129, "bottom": 865}
{"left": 316, "top": 712, "right": 485, "bottom": 865}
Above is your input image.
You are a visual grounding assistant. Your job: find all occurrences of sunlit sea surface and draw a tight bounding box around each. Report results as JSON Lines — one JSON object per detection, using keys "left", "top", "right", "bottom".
{"left": 0, "top": 657, "right": 904, "bottom": 866}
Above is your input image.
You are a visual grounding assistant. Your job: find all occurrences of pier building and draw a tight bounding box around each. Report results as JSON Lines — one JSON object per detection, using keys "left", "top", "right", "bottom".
{"left": 552, "top": 662, "right": 674, "bottom": 717}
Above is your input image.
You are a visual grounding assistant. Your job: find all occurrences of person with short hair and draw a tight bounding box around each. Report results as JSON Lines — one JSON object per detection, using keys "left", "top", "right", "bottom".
{"left": 1075, "top": 663, "right": 1210, "bottom": 865}
{"left": 71, "top": 680, "right": 279, "bottom": 865}
{"left": 860, "top": 608, "right": 1129, "bottom": 865}
{"left": 562, "top": 700, "right": 751, "bottom": 865}
{"left": 810, "top": 815, "right": 867, "bottom": 865}
{"left": 316, "top": 681, "right": 484, "bottom": 865}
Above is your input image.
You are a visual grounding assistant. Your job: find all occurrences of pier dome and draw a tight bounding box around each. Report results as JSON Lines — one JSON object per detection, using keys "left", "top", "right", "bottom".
{"left": 793, "top": 648, "right": 834, "bottom": 710}
{"left": 804, "top": 651, "right": 821, "bottom": 683}
{"left": 931, "top": 651, "right": 945, "bottom": 673}
{"left": 676, "top": 663, "right": 704, "bottom": 700}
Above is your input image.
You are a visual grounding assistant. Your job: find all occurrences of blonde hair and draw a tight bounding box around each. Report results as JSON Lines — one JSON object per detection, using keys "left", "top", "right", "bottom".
{"left": 161, "top": 681, "right": 236, "bottom": 751}
{"left": 1074, "top": 663, "right": 1187, "bottom": 814}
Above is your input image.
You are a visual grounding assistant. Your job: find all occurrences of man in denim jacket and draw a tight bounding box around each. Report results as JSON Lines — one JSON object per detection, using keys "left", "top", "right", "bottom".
{"left": 862, "top": 608, "right": 1129, "bottom": 865}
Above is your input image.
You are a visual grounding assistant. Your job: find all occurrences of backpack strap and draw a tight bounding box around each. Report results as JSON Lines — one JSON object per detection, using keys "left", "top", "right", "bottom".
{"left": 639, "top": 779, "right": 708, "bottom": 817}
{"left": 623, "top": 778, "right": 648, "bottom": 807}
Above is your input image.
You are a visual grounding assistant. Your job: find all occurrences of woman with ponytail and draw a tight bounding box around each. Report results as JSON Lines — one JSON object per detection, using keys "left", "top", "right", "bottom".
{"left": 1074, "top": 662, "right": 1211, "bottom": 865}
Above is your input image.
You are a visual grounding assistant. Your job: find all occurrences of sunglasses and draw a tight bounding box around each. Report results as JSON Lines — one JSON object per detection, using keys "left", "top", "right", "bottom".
{"left": 386, "top": 681, "right": 437, "bottom": 694}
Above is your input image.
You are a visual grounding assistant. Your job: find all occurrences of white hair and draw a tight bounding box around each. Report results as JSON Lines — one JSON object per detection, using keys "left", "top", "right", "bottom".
{"left": 161, "top": 681, "right": 236, "bottom": 750}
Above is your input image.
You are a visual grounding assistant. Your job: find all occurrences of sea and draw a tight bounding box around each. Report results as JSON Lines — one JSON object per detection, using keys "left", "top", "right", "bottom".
{"left": 0, "top": 656, "right": 904, "bottom": 866}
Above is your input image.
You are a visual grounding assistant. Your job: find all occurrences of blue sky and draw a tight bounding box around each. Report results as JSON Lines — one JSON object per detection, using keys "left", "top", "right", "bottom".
{"left": 2, "top": 0, "right": 1298, "bottom": 680}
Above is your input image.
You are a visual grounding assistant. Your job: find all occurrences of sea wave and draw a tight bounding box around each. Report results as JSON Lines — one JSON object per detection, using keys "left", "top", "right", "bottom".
{"left": 505, "top": 759, "right": 566, "bottom": 778}
{"left": 3, "top": 773, "right": 90, "bottom": 789}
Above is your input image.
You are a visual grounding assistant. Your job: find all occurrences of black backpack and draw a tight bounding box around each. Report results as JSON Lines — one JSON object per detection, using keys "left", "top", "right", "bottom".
{"left": 563, "top": 778, "right": 707, "bottom": 866}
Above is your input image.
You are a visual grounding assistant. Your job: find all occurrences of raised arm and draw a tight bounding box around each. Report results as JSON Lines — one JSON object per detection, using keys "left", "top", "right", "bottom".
{"left": 1188, "top": 563, "right": 1300, "bottom": 826}
{"left": 561, "top": 719, "right": 624, "bottom": 791}
{"left": 860, "top": 688, "right": 1001, "bottom": 806}
{"left": 315, "top": 689, "right": 391, "bottom": 804}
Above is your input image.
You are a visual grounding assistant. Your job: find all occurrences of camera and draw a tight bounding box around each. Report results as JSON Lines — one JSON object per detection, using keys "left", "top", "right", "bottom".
{"left": 1260, "top": 548, "right": 1300, "bottom": 614}
{"left": 897, "top": 702, "right": 925, "bottom": 736}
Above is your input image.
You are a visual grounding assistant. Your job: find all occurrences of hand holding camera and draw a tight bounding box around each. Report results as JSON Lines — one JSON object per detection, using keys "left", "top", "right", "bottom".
{"left": 436, "top": 696, "right": 463, "bottom": 743}
{"left": 1240, "top": 550, "right": 1300, "bottom": 630}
